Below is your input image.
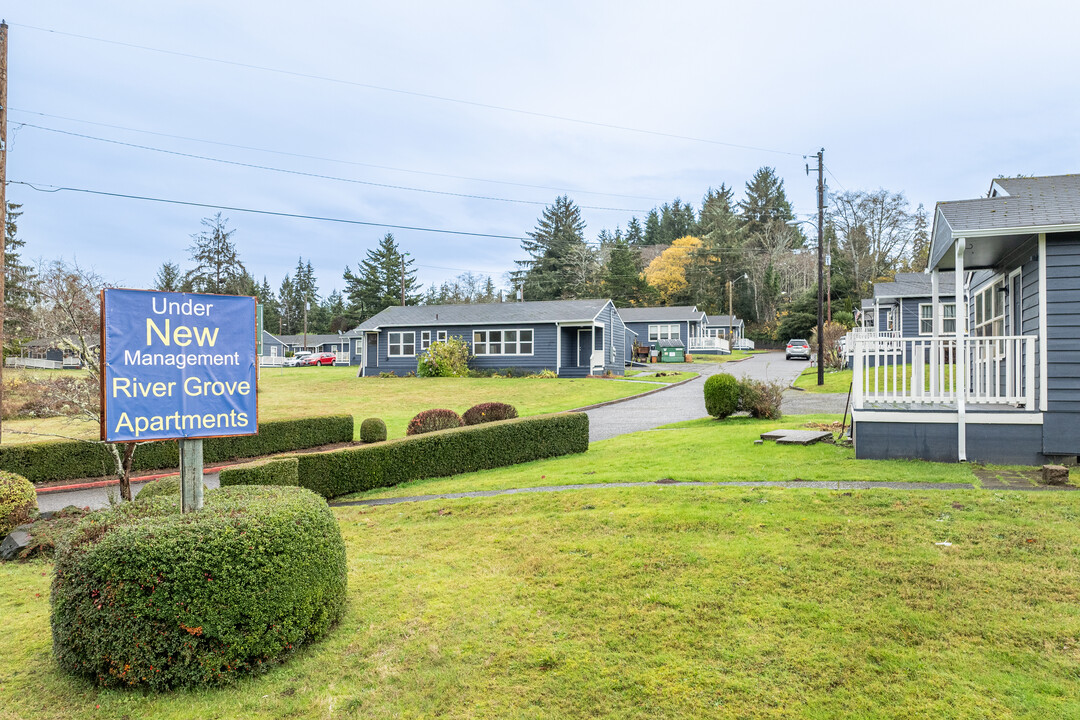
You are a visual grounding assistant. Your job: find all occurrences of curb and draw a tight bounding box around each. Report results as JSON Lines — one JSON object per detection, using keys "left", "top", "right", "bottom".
{"left": 568, "top": 373, "right": 702, "bottom": 412}
{"left": 35, "top": 464, "right": 233, "bottom": 495}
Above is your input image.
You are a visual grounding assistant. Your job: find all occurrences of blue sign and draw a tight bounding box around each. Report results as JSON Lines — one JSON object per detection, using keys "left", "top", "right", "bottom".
{"left": 101, "top": 289, "right": 258, "bottom": 442}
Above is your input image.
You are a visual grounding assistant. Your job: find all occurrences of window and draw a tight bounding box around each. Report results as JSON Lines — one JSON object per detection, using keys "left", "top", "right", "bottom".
{"left": 355, "top": 339, "right": 363, "bottom": 354}
{"left": 270, "top": 346, "right": 278, "bottom": 356}
{"left": 647, "top": 324, "right": 680, "bottom": 341}
{"left": 437, "top": 330, "right": 447, "bottom": 343}
{"left": 594, "top": 327, "right": 604, "bottom": 351}
{"left": 973, "top": 279, "right": 1004, "bottom": 338}
{"left": 473, "top": 328, "right": 534, "bottom": 355}
{"left": 421, "top": 331, "right": 431, "bottom": 351}
{"left": 388, "top": 331, "right": 415, "bottom": 356}
{"left": 919, "top": 303, "right": 957, "bottom": 335}
{"left": 885, "top": 309, "right": 894, "bottom": 332}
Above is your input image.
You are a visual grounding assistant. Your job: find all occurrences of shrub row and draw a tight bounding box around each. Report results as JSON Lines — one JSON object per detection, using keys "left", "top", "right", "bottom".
{"left": 0, "top": 471, "right": 36, "bottom": 537}
{"left": 229, "top": 413, "right": 588, "bottom": 499}
{"left": 703, "top": 375, "right": 784, "bottom": 420}
{"left": 407, "top": 408, "right": 464, "bottom": 435}
{"left": 0, "top": 415, "right": 353, "bottom": 484}
{"left": 462, "top": 402, "right": 518, "bottom": 426}
{"left": 219, "top": 457, "right": 300, "bottom": 488}
{"left": 51, "top": 486, "right": 348, "bottom": 690}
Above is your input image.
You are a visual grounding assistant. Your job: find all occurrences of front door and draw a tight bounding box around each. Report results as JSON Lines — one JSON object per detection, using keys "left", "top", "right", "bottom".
{"left": 366, "top": 333, "right": 378, "bottom": 371}
{"left": 577, "top": 329, "right": 591, "bottom": 369}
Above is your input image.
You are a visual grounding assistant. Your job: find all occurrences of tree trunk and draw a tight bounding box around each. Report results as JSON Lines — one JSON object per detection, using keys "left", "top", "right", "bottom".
{"left": 109, "top": 442, "right": 137, "bottom": 502}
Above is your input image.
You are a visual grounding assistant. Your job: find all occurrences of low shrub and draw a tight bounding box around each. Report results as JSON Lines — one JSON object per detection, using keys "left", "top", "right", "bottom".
{"left": 463, "top": 402, "right": 519, "bottom": 426}
{"left": 739, "top": 378, "right": 784, "bottom": 419}
{"left": 0, "top": 471, "right": 36, "bottom": 537}
{"left": 295, "top": 413, "right": 589, "bottom": 498}
{"left": 10, "top": 505, "right": 88, "bottom": 561}
{"left": 703, "top": 374, "right": 740, "bottom": 419}
{"left": 51, "top": 486, "right": 347, "bottom": 690}
{"left": 417, "top": 336, "right": 472, "bottom": 377}
{"left": 407, "top": 408, "right": 464, "bottom": 436}
{"left": 359, "top": 417, "right": 387, "bottom": 443}
{"left": 0, "top": 415, "right": 353, "bottom": 484}
{"left": 529, "top": 369, "right": 557, "bottom": 379}
{"left": 218, "top": 457, "right": 300, "bottom": 488}
{"left": 135, "top": 475, "right": 196, "bottom": 503}
{"left": 378, "top": 371, "right": 397, "bottom": 379}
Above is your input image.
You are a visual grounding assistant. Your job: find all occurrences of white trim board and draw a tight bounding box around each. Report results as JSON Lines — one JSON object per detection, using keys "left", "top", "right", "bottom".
{"left": 852, "top": 410, "right": 1043, "bottom": 425}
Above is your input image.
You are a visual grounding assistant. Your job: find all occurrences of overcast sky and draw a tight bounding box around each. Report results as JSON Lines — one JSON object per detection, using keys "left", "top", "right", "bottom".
{"left": 7, "top": 1, "right": 1080, "bottom": 297}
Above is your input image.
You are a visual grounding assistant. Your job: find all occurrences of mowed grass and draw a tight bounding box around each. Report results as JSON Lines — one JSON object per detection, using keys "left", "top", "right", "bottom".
{"left": 4, "top": 487, "right": 1080, "bottom": 718}
{"left": 624, "top": 369, "right": 697, "bottom": 383}
{"left": 794, "top": 367, "right": 852, "bottom": 393}
{"left": 0, "top": 367, "right": 661, "bottom": 443}
{"left": 684, "top": 349, "right": 756, "bottom": 364}
{"left": 343, "top": 414, "right": 975, "bottom": 502}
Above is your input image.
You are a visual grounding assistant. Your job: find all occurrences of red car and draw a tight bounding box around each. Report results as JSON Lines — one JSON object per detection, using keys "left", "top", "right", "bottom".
{"left": 302, "top": 352, "right": 337, "bottom": 366}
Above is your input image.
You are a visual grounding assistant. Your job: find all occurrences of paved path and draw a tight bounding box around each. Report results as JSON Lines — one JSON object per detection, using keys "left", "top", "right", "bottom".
{"left": 586, "top": 352, "right": 811, "bottom": 442}
{"left": 330, "top": 479, "right": 979, "bottom": 507}
{"left": 36, "top": 473, "right": 222, "bottom": 513}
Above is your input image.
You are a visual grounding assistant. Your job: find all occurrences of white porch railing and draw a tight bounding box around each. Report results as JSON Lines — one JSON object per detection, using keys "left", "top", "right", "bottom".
{"left": 852, "top": 335, "right": 1036, "bottom": 410}
{"left": 334, "top": 351, "right": 350, "bottom": 365}
{"left": 689, "top": 337, "right": 730, "bottom": 353}
{"left": 259, "top": 354, "right": 286, "bottom": 367}
{"left": 6, "top": 357, "right": 63, "bottom": 370}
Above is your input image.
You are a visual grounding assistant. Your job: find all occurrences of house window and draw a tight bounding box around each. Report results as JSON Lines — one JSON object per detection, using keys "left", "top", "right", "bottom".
{"left": 884, "top": 309, "right": 894, "bottom": 332}
{"left": 919, "top": 303, "right": 957, "bottom": 335}
{"left": 270, "top": 346, "right": 278, "bottom": 356}
{"left": 974, "top": 279, "right": 1004, "bottom": 338}
{"left": 647, "top": 324, "right": 680, "bottom": 342}
{"left": 388, "top": 331, "right": 415, "bottom": 356}
{"left": 594, "top": 328, "right": 603, "bottom": 351}
{"left": 437, "top": 330, "right": 447, "bottom": 343}
{"left": 473, "top": 328, "right": 534, "bottom": 355}
{"left": 421, "top": 331, "right": 431, "bottom": 351}
{"left": 355, "top": 339, "right": 363, "bottom": 354}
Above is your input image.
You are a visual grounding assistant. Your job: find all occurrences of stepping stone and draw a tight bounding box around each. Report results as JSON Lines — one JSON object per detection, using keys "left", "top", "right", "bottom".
{"left": 760, "top": 429, "right": 833, "bottom": 446}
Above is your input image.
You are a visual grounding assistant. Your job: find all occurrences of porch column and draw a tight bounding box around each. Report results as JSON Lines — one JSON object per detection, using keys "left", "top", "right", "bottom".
{"left": 1038, "top": 232, "right": 1048, "bottom": 412}
{"left": 955, "top": 238, "right": 967, "bottom": 462}
{"left": 591, "top": 326, "right": 596, "bottom": 374}
{"left": 555, "top": 324, "right": 562, "bottom": 375}
{"left": 930, "top": 268, "right": 940, "bottom": 397}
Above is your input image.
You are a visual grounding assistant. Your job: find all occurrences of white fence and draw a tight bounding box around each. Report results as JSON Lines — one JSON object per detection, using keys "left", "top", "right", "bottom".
{"left": 852, "top": 335, "right": 1036, "bottom": 409}
{"left": 688, "top": 337, "right": 730, "bottom": 353}
{"left": 5, "top": 357, "right": 63, "bottom": 370}
{"left": 259, "top": 355, "right": 286, "bottom": 367}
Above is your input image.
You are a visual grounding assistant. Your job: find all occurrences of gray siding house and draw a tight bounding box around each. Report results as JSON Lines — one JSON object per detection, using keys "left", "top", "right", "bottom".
{"left": 620, "top": 306, "right": 709, "bottom": 355}
{"left": 705, "top": 314, "right": 744, "bottom": 343}
{"left": 348, "top": 299, "right": 628, "bottom": 377}
{"left": 277, "top": 334, "right": 352, "bottom": 363}
{"left": 858, "top": 273, "right": 957, "bottom": 338}
{"left": 851, "top": 174, "right": 1080, "bottom": 465}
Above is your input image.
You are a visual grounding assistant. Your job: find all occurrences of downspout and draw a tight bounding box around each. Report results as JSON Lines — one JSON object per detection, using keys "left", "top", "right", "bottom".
{"left": 955, "top": 238, "right": 967, "bottom": 462}
{"left": 930, "top": 268, "right": 940, "bottom": 398}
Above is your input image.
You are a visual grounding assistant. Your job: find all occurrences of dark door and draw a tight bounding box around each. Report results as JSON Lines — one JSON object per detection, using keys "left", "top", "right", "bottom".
{"left": 577, "top": 329, "right": 591, "bottom": 368}
{"left": 366, "top": 333, "right": 378, "bottom": 369}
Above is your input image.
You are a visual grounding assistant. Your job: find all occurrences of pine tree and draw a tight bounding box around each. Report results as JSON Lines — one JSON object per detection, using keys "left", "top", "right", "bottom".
{"left": 513, "top": 196, "right": 588, "bottom": 300}
{"left": 626, "top": 216, "right": 644, "bottom": 246}
{"left": 643, "top": 209, "right": 662, "bottom": 245}
{"left": 659, "top": 199, "right": 697, "bottom": 242}
{"left": 738, "top": 167, "right": 795, "bottom": 239}
{"left": 185, "top": 213, "right": 247, "bottom": 294}
{"left": 257, "top": 276, "right": 281, "bottom": 334}
{"left": 154, "top": 261, "right": 183, "bottom": 292}
{"left": 4, "top": 203, "right": 36, "bottom": 353}
{"left": 602, "top": 240, "right": 653, "bottom": 306}
{"left": 343, "top": 234, "right": 419, "bottom": 320}
{"left": 277, "top": 274, "right": 295, "bottom": 334}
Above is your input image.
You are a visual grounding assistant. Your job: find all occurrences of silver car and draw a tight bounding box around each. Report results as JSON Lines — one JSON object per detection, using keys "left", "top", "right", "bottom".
{"left": 786, "top": 339, "right": 811, "bottom": 360}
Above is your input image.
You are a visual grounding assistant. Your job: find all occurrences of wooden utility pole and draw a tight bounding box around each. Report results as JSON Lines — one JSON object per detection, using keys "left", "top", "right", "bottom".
{"left": 0, "top": 21, "right": 9, "bottom": 441}
{"left": 815, "top": 148, "right": 825, "bottom": 386}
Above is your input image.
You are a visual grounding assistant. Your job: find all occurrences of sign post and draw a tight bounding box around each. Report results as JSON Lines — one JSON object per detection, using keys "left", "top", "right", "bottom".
{"left": 100, "top": 289, "right": 259, "bottom": 512}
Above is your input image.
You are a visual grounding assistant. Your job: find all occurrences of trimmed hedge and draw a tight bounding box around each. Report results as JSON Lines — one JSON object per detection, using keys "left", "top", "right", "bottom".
{"left": 463, "top": 402, "right": 518, "bottom": 426}
{"left": 134, "top": 475, "right": 210, "bottom": 502}
{"left": 359, "top": 417, "right": 387, "bottom": 443}
{"left": 0, "top": 471, "right": 36, "bottom": 537}
{"left": 219, "top": 457, "right": 300, "bottom": 488}
{"left": 296, "top": 412, "right": 589, "bottom": 498}
{"left": 406, "top": 408, "right": 464, "bottom": 436}
{"left": 704, "top": 374, "right": 740, "bottom": 419}
{"left": 51, "top": 486, "right": 347, "bottom": 690}
{"left": 0, "top": 415, "right": 353, "bottom": 484}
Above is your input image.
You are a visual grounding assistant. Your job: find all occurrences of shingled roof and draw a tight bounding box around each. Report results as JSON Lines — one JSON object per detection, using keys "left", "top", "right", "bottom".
{"left": 351, "top": 299, "right": 613, "bottom": 332}
{"left": 872, "top": 272, "right": 956, "bottom": 300}
{"left": 617, "top": 306, "right": 706, "bottom": 323}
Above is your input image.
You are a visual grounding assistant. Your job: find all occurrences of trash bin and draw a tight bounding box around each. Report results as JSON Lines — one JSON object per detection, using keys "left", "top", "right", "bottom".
{"left": 659, "top": 345, "right": 684, "bottom": 363}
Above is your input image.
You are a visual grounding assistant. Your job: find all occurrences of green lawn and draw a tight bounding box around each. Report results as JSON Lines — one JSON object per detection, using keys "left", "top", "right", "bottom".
{"left": 4, "top": 486, "right": 1080, "bottom": 718}
{"left": 1, "top": 367, "right": 663, "bottom": 444}
{"left": 624, "top": 369, "right": 697, "bottom": 384}
{"left": 794, "top": 368, "right": 853, "bottom": 393}
{"left": 795, "top": 364, "right": 959, "bottom": 395}
{"left": 342, "top": 414, "right": 975, "bottom": 502}
{"left": 684, "top": 349, "right": 756, "bottom": 364}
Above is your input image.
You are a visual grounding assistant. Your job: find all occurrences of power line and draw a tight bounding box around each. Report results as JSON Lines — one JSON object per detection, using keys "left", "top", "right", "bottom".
{"left": 15, "top": 22, "right": 805, "bottom": 157}
{"left": 10, "top": 181, "right": 528, "bottom": 240}
{"left": 10, "top": 108, "right": 668, "bottom": 203}
{"left": 17, "top": 122, "right": 649, "bottom": 213}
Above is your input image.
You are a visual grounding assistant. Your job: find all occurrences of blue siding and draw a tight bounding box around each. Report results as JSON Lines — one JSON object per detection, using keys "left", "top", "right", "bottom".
{"left": 624, "top": 320, "right": 691, "bottom": 349}
{"left": 854, "top": 417, "right": 1046, "bottom": 464}
{"left": 361, "top": 323, "right": 558, "bottom": 377}
{"left": 598, "top": 301, "right": 627, "bottom": 375}
{"left": 1043, "top": 233, "right": 1080, "bottom": 454}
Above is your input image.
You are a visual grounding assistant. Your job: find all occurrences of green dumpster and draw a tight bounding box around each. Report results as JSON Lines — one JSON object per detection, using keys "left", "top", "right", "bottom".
{"left": 659, "top": 345, "right": 684, "bottom": 363}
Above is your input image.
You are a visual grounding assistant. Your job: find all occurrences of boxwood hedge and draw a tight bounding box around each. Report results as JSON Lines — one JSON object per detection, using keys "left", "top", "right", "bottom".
{"left": 292, "top": 412, "right": 588, "bottom": 498}
{"left": 1, "top": 415, "right": 353, "bottom": 484}
{"left": 51, "top": 486, "right": 347, "bottom": 690}
{"left": 219, "top": 457, "right": 300, "bottom": 488}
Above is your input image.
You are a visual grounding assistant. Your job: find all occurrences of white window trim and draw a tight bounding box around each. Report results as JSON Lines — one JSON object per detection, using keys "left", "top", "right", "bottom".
{"left": 647, "top": 324, "right": 681, "bottom": 342}
{"left": 919, "top": 302, "right": 957, "bottom": 335}
{"left": 472, "top": 328, "right": 535, "bottom": 356}
{"left": 355, "top": 339, "right": 363, "bottom": 354}
{"left": 973, "top": 276, "right": 1005, "bottom": 338}
{"left": 436, "top": 330, "right": 447, "bottom": 343}
{"left": 420, "top": 330, "right": 431, "bottom": 351}
{"left": 388, "top": 331, "right": 416, "bottom": 357}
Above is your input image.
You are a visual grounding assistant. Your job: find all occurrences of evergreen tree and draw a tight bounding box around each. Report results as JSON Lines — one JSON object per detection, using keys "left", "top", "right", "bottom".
{"left": 277, "top": 274, "right": 296, "bottom": 334}
{"left": 184, "top": 213, "right": 247, "bottom": 294}
{"left": 154, "top": 261, "right": 183, "bottom": 292}
{"left": 626, "top": 216, "right": 644, "bottom": 245}
{"left": 602, "top": 240, "right": 653, "bottom": 306}
{"left": 513, "top": 196, "right": 588, "bottom": 300}
{"left": 481, "top": 276, "right": 497, "bottom": 303}
{"left": 343, "top": 233, "right": 420, "bottom": 320}
{"left": 324, "top": 290, "right": 349, "bottom": 332}
{"left": 256, "top": 276, "right": 281, "bottom": 334}
{"left": 738, "top": 167, "right": 795, "bottom": 239}
{"left": 659, "top": 199, "right": 697, "bottom": 242}
{"left": 643, "top": 209, "right": 662, "bottom": 245}
{"left": 4, "top": 203, "right": 35, "bottom": 353}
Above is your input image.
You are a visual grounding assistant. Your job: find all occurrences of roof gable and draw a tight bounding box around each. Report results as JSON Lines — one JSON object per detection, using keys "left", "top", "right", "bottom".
{"left": 618, "top": 306, "right": 706, "bottom": 323}
{"left": 352, "top": 299, "right": 613, "bottom": 332}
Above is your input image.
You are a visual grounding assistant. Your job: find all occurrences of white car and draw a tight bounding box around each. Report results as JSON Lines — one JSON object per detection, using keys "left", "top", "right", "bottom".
{"left": 284, "top": 353, "right": 313, "bottom": 367}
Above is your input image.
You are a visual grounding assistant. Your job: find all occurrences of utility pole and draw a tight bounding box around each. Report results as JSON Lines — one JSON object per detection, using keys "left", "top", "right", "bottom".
{"left": 303, "top": 300, "right": 308, "bottom": 349}
{"left": 0, "top": 21, "right": 8, "bottom": 441}
{"left": 815, "top": 149, "right": 825, "bottom": 386}
{"left": 400, "top": 251, "right": 410, "bottom": 306}
{"left": 727, "top": 280, "right": 733, "bottom": 344}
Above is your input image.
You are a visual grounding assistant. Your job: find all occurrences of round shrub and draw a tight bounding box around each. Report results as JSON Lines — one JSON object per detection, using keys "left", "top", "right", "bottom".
{"left": 51, "top": 486, "right": 348, "bottom": 690}
{"left": 134, "top": 475, "right": 207, "bottom": 503}
{"left": 416, "top": 336, "right": 472, "bottom": 377}
{"left": 703, "top": 373, "right": 740, "bottom": 419}
{"left": 359, "top": 417, "right": 387, "bottom": 443}
{"left": 406, "top": 408, "right": 464, "bottom": 436}
{"left": 739, "top": 377, "right": 784, "bottom": 419}
{"left": 462, "top": 402, "right": 519, "bottom": 426}
{"left": 0, "top": 471, "right": 36, "bottom": 537}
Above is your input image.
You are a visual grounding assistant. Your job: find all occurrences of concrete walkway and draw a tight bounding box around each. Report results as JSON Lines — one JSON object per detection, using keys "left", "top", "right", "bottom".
{"left": 331, "top": 479, "right": 978, "bottom": 508}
